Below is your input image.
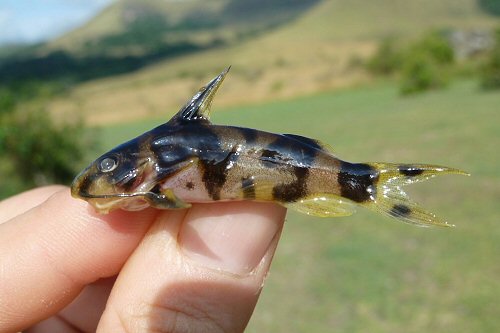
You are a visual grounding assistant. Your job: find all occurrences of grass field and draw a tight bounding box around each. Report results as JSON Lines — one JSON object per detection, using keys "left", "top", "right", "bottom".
{"left": 97, "top": 80, "right": 499, "bottom": 332}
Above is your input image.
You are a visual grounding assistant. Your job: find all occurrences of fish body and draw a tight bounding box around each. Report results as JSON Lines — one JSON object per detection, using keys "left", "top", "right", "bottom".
{"left": 71, "top": 68, "right": 467, "bottom": 226}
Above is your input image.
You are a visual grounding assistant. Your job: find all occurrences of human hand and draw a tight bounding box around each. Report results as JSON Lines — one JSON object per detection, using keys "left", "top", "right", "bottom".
{"left": 0, "top": 186, "right": 286, "bottom": 332}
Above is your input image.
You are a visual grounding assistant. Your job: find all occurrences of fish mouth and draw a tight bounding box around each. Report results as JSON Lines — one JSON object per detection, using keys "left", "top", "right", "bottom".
{"left": 76, "top": 192, "right": 152, "bottom": 199}
{"left": 76, "top": 189, "right": 170, "bottom": 213}
{"left": 79, "top": 191, "right": 155, "bottom": 213}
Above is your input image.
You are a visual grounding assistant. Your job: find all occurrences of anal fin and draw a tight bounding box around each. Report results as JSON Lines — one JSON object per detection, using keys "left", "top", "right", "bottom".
{"left": 286, "top": 193, "right": 356, "bottom": 218}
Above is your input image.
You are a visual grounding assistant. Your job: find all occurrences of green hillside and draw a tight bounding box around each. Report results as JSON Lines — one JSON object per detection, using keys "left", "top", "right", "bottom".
{"left": 47, "top": 0, "right": 321, "bottom": 56}
{"left": 1, "top": 0, "right": 499, "bottom": 125}
{"left": 52, "top": 0, "right": 499, "bottom": 52}
{"left": 43, "top": 0, "right": 499, "bottom": 125}
{"left": 0, "top": 0, "right": 320, "bottom": 86}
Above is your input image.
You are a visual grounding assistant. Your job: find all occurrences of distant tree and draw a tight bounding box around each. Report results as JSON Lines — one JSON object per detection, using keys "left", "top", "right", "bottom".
{"left": 481, "top": 28, "right": 500, "bottom": 89}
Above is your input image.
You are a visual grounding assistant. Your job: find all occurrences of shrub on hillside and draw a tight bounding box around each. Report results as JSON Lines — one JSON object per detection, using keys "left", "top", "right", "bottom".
{"left": 400, "top": 52, "right": 447, "bottom": 95}
{"left": 481, "top": 28, "right": 500, "bottom": 89}
{"left": 2, "top": 110, "right": 93, "bottom": 187}
{"left": 366, "top": 37, "right": 403, "bottom": 75}
{"left": 0, "top": 84, "right": 97, "bottom": 197}
{"left": 399, "top": 32, "right": 454, "bottom": 95}
{"left": 410, "top": 32, "right": 454, "bottom": 65}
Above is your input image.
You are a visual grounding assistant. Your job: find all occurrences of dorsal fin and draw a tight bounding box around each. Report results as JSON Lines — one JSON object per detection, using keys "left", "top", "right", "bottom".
{"left": 168, "top": 66, "right": 230, "bottom": 125}
{"left": 282, "top": 134, "right": 324, "bottom": 150}
{"left": 282, "top": 133, "right": 336, "bottom": 154}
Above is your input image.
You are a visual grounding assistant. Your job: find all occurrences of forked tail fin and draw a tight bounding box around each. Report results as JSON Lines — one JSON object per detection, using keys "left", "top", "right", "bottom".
{"left": 365, "top": 163, "right": 469, "bottom": 227}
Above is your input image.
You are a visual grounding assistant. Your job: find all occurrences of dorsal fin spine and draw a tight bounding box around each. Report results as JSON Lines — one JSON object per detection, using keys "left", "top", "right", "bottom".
{"left": 169, "top": 66, "right": 230, "bottom": 124}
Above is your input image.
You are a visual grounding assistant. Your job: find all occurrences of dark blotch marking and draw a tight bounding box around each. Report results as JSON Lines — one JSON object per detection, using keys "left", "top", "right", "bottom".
{"left": 200, "top": 147, "right": 239, "bottom": 201}
{"left": 338, "top": 162, "right": 378, "bottom": 202}
{"left": 149, "top": 122, "right": 231, "bottom": 200}
{"left": 241, "top": 176, "right": 256, "bottom": 199}
{"left": 272, "top": 167, "right": 309, "bottom": 202}
{"left": 239, "top": 127, "right": 258, "bottom": 143}
{"left": 150, "top": 184, "right": 162, "bottom": 194}
{"left": 390, "top": 204, "right": 412, "bottom": 217}
{"left": 77, "top": 173, "right": 95, "bottom": 196}
{"left": 185, "top": 181, "right": 195, "bottom": 190}
{"left": 399, "top": 165, "right": 424, "bottom": 177}
{"left": 261, "top": 149, "right": 279, "bottom": 159}
{"left": 260, "top": 149, "right": 281, "bottom": 168}
{"left": 264, "top": 134, "right": 318, "bottom": 168}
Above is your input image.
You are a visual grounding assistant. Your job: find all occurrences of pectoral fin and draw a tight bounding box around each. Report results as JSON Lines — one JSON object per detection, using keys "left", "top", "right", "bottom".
{"left": 286, "top": 193, "right": 356, "bottom": 217}
{"left": 144, "top": 188, "right": 191, "bottom": 210}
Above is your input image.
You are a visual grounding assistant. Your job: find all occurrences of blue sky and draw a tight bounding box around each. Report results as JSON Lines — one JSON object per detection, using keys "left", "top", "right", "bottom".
{"left": 0, "top": 0, "right": 114, "bottom": 45}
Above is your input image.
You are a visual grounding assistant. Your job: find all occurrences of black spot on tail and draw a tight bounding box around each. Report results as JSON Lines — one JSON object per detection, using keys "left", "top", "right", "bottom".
{"left": 272, "top": 167, "right": 309, "bottom": 202}
{"left": 241, "top": 176, "right": 256, "bottom": 199}
{"left": 390, "top": 204, "right": 412, "bottom": 217}
{"left": 185, "top": 182, "right": 195, "bottom": 190}
{"left": 399, "top": 165, "right": 424, "bottom": 177}
{"left": 338, "top": 162, "right": 378, "bottom": 202}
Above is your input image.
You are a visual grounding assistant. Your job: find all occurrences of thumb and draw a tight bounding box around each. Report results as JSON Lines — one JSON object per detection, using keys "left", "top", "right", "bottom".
{"left": 97, "top": 201, "right": 286, "bottom": 333}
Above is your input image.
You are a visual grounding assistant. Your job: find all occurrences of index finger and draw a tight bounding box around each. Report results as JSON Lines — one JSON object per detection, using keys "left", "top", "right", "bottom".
{"left": 0, "top": 186, "right": 65, "bottom": 224}
{"left": 0, "top": 188, "right": 157, "bottom": 332}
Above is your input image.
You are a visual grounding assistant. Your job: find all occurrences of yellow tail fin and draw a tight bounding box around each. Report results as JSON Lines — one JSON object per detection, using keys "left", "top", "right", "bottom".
{"left": 365, "top": 163, "right": 469, "bottom": 227}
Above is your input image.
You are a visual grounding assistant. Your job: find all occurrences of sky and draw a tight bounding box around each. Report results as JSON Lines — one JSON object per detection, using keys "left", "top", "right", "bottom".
{"left": 0, "top": 0, "right": 114, "bottom": 45}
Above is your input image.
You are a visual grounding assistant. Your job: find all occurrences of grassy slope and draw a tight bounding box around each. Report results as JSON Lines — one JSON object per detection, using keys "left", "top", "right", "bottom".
{"left": 49, "top": 0, "right": 499, "bottom": 125}
{"left": 98, "top": 80, "right": 499, "bottom": 332}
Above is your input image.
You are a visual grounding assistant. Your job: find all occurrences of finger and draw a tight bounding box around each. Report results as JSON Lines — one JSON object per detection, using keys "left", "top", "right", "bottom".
{"left": 98, "top": 201, "right": 286, "bottom": 333}
{"left": 59, "top": 277, "right": 116, "bottom": 331}
{"left": 0, "top": 185, "right": 65, "bottom": 224}
{"left": 27, "top": 277, "right": 115, "bottom": 333}
{"left": 0, "top": 188, "right": 158, "bottom": 332}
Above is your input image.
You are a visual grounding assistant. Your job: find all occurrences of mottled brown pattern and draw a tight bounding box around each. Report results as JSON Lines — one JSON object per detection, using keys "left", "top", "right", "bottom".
{"left": 272, "top": 167, "right": 309, "bottom": 202}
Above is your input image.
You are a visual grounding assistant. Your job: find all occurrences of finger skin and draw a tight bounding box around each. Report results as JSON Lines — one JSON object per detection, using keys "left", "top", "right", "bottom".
{"left": 0, "top": 185, "right": 65, "bottom": 224}
{"left": 0, "top": 188, "right": 157, "bottom": 332}
{"left": 26, "top": 278, "right": 115, "bottom": 333}
{"left": 97, "top": 202, "right": 286, "bottom": 333}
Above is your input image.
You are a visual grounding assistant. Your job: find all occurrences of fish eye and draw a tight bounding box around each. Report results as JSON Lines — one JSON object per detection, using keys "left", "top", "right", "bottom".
{"left": 99, "top": 156, "right": 118, "bottom": 173}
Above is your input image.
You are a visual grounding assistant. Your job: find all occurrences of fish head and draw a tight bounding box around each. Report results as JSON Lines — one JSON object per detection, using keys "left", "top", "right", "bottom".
{"left": 71, "top": 138, "right": 157, "bottom": 213}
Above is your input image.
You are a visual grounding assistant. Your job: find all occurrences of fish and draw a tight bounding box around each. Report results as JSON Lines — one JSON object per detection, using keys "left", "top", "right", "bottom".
{"left": 71, "top": 67, "right": 468, "bottom": 227}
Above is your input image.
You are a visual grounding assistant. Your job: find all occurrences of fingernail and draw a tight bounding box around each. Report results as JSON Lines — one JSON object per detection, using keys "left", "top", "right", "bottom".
{"left": 179, "top": 202, "right": 284, "bottom": 275}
